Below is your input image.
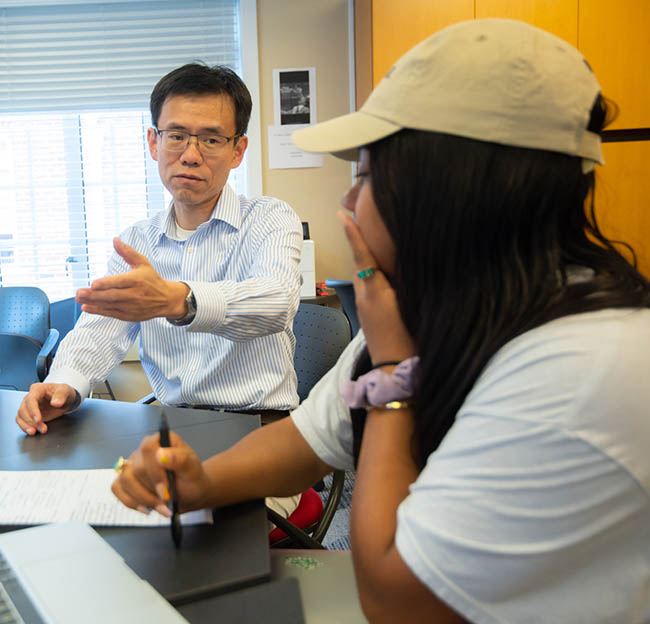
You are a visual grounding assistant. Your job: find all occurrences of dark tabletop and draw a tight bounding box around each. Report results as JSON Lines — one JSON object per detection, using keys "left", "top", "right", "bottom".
{"left": 0, "top": 390, "right": 271, "bottom": 605}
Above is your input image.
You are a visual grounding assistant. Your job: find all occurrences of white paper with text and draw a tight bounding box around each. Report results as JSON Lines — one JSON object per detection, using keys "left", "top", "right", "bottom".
{"left": 0, "top": 469, "right": 211, "bottom": 526}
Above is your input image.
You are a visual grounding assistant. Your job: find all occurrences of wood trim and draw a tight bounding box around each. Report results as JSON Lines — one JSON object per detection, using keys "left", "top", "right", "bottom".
{"left": 354, "top": 0, "right": 373, "bottom": 110}
{"left": 602, "top": 129, "right": 650, "bottom": 143}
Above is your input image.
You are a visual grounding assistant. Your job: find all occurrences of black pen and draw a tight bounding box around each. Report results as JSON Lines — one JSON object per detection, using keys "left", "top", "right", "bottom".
{"left": 159, "top": 410, "right": 182, "bottom": 548}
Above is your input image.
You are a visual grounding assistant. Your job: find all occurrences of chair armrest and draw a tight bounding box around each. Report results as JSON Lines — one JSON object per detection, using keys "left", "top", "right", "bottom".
{"left": 36, "top": 328, "right": 60, "bottom": 381}
{"left": 137, "top": 392, "right": 157, "bottom": 404}
{"left": 312, "top": 469, "right": 346, "bottom": 543}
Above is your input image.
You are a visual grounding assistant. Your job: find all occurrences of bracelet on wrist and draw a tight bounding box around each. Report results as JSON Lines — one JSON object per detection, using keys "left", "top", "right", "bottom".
{"left": 369, "top": 360, "right": 401, "bottom": 370}
{"left": 367, "top": 400, "right": 413, "bottom": 411}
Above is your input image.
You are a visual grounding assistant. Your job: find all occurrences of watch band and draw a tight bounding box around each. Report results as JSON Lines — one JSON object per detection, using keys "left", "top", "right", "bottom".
{"left": 167, "top": 285, "right": 196, "bottom": 326}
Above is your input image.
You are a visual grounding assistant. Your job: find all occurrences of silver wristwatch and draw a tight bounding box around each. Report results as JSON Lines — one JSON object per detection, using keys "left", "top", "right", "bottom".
{"left": 167, "top": 285, "right": 196, "bottom": 326}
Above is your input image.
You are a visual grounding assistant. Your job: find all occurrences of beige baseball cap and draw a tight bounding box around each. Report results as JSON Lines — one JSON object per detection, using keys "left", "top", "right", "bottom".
{"left": 292, "top": 18, "right": 604, "bottom": 171}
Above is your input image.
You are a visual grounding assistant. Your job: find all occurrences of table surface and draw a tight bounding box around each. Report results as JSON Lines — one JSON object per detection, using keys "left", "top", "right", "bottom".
{"left": 177, "top": 576, "right": 306, "bottom": 624}
{"left": 271, "top": 549, "right": 367, "bottom": 623}
{"left": 0, "top": 390, "right": 271, "bottom": 606}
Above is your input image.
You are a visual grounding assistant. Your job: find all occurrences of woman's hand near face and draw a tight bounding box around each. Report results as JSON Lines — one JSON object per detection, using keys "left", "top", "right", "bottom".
{"left": 111, "top": 432, "right": 214, "bottom": 517}
{"left": 337, "top": 210, "right": 416, "bottom": 365}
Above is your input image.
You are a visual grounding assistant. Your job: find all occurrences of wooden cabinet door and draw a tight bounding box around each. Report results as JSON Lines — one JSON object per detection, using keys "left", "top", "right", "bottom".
{"left": 371, "top": 0, "right": 473, "bottom": 86}
{"left": 579, "top": 1, "right": 650, "bottom": 130}
{"left": 475, "top": 0, "right": 578, "bottom": 45}
{"left": 367, "top": 0, "right": 649, "bottom": 279}
{"left": 595, "top": 141, "right": 650, "bottom": 277}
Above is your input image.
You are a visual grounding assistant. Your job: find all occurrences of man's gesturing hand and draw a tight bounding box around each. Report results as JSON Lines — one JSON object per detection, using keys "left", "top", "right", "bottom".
{"left": 76, "top": 238, "right": 188, "bottom": 322}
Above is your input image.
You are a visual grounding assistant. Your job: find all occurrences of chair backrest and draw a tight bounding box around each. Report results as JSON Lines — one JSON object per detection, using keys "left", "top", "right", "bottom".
{"left": 0, "top": 286, "right": 51, "bottom": 345}
{"left": 0, "top": 333, "right": 41, "bottom": 390}
{"left": 324, "top": 279, "right": 359, "bottom": 337}
{"left": 50, "top": 297, "right": 82, "bottom": 354}
{"left": 293, "top": 303, "right": 351, "bottom": 402}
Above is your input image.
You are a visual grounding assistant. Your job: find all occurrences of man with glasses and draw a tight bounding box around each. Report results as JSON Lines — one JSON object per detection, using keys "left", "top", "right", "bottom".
{"left": 16, "top": 63, "right": 303, "bottom": 438}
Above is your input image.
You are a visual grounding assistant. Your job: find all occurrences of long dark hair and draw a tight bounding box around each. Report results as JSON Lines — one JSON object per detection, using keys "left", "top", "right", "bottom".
{"left": 354, "top": 95, "right": 650, "bottom": 469}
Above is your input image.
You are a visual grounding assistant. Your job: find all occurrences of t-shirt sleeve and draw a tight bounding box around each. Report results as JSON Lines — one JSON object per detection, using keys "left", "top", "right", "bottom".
{"left": 291, "top": 332, "right": 368, "bottom": 472}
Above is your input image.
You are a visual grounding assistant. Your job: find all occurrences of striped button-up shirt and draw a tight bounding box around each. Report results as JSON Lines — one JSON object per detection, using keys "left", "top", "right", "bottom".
{"left": 48, "top": 184, "right": 303, "bottom": 410}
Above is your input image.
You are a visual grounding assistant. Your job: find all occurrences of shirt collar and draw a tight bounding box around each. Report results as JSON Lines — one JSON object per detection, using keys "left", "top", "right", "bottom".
{"left": 209, "top": 183, "right": 241, "bottom": 231}
{"left": 159, "top": 183, "right": 242, "bottom": 240}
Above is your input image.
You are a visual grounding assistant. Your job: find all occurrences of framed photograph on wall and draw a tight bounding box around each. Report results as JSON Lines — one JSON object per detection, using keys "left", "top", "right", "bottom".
{"left": 273, "top": 67, "right": 316, "bottom": 126}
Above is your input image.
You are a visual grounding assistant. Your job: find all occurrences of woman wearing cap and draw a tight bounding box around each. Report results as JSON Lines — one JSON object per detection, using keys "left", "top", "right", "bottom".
{"left": 113, "top": 19, "right": 650, "bottom": 623}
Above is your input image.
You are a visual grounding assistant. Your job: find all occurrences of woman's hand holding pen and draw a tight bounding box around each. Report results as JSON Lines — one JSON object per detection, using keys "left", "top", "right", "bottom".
{"left": 111, "top": 432, "right": 213, "bottom": 516}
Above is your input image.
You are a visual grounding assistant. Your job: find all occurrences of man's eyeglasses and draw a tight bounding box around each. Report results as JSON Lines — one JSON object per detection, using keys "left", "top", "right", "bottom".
{"left": 154, "top": 128, "right": 240, "bottom": 154}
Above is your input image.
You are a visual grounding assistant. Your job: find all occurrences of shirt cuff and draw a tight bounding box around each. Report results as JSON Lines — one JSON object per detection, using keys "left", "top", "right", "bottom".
{"left": 183, "top": 280, "right": 227, "bottom": 332}
{"left": 45, "top": 366, "right": 91, "bottom": 408}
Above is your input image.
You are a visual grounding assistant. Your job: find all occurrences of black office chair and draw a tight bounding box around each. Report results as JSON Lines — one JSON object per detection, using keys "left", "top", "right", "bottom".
{"left": 324, "top": 279, "right": 360, "bottom": 336}
{"left": 292, "top": 302, "right": 352, "bottom": 402}
{"left": 0, "top": 286, "right": 59, "bottom": 390}
{"left": 268, "top": 303, "right": 351, "bottom": 549}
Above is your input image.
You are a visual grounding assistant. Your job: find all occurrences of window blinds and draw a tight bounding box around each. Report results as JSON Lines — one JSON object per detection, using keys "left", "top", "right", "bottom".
{"left": 0, "top": 0, "right": 243, "bottom": 302}
{"left": 0, "top": 0, "right": 240, "bottom": 113}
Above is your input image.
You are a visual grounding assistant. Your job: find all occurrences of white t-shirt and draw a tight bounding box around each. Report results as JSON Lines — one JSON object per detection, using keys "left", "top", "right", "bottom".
{"left": 291, "top": 308, "right": 650, "bottom": 623}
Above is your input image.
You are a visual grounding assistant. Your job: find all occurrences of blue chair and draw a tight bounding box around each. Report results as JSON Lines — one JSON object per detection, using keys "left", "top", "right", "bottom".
{"left": 0, "top": 333, "right": 42, "bottom": 390}
{"left": 50, "top": 297, "right": 81, "bottom": 355}
{"left": 0, "top": 286, "right": 59, "bottom": 390}
{"left": 324, "top": 279, "right": 360, "bottom": 336}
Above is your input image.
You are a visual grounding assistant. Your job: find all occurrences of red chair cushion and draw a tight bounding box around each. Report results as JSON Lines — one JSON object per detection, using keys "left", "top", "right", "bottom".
{"left": 269, "top": 488, "right": 324, "bottom": 544}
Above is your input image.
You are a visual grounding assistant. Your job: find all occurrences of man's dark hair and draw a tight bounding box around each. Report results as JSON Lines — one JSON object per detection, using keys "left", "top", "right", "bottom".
{"left": 150, "top": 63, "right": 252, "bottom": 137}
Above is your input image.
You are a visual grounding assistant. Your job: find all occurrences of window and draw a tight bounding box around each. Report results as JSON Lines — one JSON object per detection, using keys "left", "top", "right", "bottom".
{"left": 0, "top": 0, "right": 257, "bottom": 301}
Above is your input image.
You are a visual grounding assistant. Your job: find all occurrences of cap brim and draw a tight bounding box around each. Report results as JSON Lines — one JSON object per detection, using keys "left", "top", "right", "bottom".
{"left": 292, "top": 111, "right": 402, "bottom": 161}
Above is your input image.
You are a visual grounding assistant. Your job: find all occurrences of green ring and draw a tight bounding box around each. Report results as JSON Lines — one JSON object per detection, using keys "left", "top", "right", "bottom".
{"left": 357, "top": 267, "right": 377, "bottom": 280}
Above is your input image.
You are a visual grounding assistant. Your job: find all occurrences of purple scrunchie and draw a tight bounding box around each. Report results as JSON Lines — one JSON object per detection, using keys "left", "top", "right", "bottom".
{"left": 339, "top": 356, "right": 419, "bottom": 408}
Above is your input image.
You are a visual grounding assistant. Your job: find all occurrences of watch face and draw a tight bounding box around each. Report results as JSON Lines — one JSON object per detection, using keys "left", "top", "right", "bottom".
{"left": 167, "top": 288, "right": 196, "bottom": 326}
{"left": 186, "top": 291, "right": 197, "bottom": 315}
